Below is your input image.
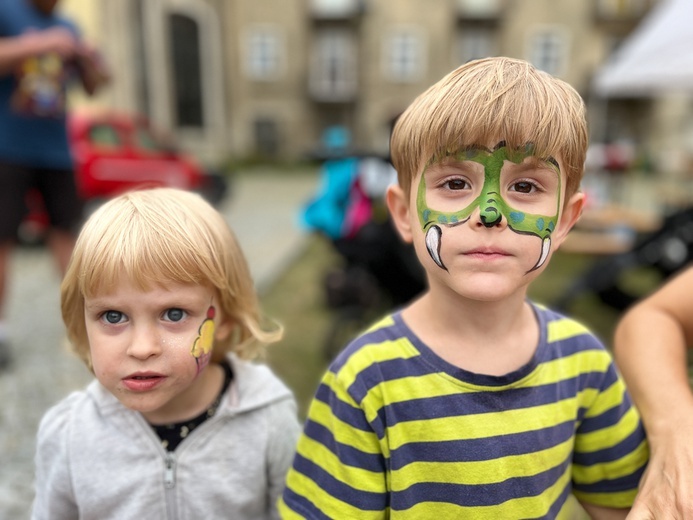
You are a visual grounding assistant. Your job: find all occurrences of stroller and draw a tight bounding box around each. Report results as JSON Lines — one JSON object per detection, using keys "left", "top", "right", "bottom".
{"left": 301, "top": 152, "right": 425, "bottom": 361}
{"left": 555, "top": 205, "right": 693, "bottom": 313}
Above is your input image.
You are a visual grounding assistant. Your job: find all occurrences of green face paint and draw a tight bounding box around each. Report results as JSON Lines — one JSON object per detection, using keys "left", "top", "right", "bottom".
{"left": 417, "top": 143, "right": 561, "bottom": 273}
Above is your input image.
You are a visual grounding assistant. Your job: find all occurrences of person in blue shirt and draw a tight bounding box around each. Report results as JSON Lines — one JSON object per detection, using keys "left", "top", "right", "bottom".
{"left": 0, "top": 0, "right": 108, "bottom": 369}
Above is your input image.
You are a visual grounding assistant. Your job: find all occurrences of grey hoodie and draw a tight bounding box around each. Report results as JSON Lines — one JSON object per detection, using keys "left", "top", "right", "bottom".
{"left": 32, "top": 355, "right": 300, "bottom": 520}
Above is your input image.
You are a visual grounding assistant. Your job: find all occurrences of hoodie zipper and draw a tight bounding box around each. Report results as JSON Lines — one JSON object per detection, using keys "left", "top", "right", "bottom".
{"left": 164, "top": 452, "right": 176, "bottom": 488}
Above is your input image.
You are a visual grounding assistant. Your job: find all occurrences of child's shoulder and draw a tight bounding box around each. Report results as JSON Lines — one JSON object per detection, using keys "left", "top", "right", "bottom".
{"left": 326, "top": 312, "right": 417, "bottom": 384}
{"left": 226, "top": 354, "right": 296, "bottom": 410}
{"left": 532, "top": 302, "right": 602, "bottom": 342}
{"left": 36, "top": 380, "right": 107, "bottom": 445}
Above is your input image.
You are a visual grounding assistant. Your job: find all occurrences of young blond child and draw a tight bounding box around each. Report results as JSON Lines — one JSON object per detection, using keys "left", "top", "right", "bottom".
{"left": 32, "top": 188, "right": 300, "bottom": 519}
{"left": 280, "top": 57, "right": 648, "bottom": 519}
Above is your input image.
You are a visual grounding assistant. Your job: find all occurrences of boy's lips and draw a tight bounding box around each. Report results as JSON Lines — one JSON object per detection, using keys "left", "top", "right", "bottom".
{"left": 463, "top": 247, "right": 511, "bottom": 257}
{"left": 122, "top": 372, "right": 166, "bottom": 392}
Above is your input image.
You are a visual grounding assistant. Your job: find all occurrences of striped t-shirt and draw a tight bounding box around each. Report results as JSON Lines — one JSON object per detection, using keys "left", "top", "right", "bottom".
{"left": 280, "top": 304, "right": 648, "bottom": 519}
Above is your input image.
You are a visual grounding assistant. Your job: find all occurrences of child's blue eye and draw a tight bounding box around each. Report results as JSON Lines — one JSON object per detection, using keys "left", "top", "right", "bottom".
{"left": 104, "top": 310, "right": 124, "bottom": 324}
{"left": 164, "top": 308, "right": 186, "bottom": 322}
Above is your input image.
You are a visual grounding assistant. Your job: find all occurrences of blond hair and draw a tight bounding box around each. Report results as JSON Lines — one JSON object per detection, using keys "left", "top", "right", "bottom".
{"left": 390, "top": 57, "right": 588, "bottom": 199}
{"left": 61, "top": 188, "right": 281, "bottom": 370}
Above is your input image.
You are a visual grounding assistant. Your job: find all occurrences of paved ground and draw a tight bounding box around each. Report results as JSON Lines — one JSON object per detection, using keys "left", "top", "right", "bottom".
{"left": 0, "top": 170, "right": 318, "bottom": 518}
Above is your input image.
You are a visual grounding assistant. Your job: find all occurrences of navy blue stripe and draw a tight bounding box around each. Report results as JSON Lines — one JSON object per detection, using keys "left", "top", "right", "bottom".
{"left": 282, "top": 487, "right": 332, "bottom": 520}
{"left": 573, "top": 462, "right": 647, "bottom": 494}
{"left": 389, "top": 420, "right": 575, "bottom": 470}
{"left": 303, "top": 418, "right": 386, "bottom": 472}
{"left": 390, "top": 458, "right": 570, "bottom": 509}
{"left": 579, "top": 401, "right": 629, "bottom": 435}
{"left": 350, "top": 357, "right": 438, "bottom": 402}
{"left": 540, "top": 480, "right": 572, "bottom": 520}
{"left": 293, "top": 453, "right": 388, "bottom": 511}
{"left": 574, "top": 424, "right": 647, "bottom": 466}
{"left": 374, "top": 375, "right": 608, "bottom": 428}
{"left": 313, "top": 382, "right": 374, "bottom": 433}
{"left": 331, "top": 310, "right": 610, "bottom": 395}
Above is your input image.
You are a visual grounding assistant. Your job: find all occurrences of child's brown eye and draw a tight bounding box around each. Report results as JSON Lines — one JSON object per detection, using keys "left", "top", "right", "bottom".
{"left": 445, "top": 179, "right": 469, "bottom": 190}
{"left": 512, "top": 181, "right": 534, "bottom": 194}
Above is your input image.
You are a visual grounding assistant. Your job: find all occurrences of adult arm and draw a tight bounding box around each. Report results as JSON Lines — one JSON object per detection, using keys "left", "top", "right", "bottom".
{"left": 0, "top": 27, "right": 80, "bottom": 75}
{"left": 71, "top": 41, "right": 110, "bottom": 95}
{"left": 613, "top": 266, "right": 693, "bottom": 519}
{"left": 581, "top": 503, "right": 628, "bottom": 520}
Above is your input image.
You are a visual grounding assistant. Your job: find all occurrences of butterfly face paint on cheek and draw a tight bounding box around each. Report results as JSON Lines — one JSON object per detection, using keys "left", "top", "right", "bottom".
{"left": 190, "top": 306, "right": 215, "bottom": 376}
{"left": 417, "top": 143, "right": 561, "bottom": 274}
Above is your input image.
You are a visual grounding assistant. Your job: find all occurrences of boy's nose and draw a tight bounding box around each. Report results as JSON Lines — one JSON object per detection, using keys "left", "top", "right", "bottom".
{"left": 480, "top": 210, "right": 502, "bottom": 227}
{"left": 473, "top": 204, "right": 505, "bottom": 228}
{"left": 126, "top": 325, "right": 162, "bottom": 359}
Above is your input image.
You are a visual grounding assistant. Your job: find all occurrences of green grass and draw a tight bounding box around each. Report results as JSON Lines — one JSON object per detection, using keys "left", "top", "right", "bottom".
{"left": 262, "top": 236, "right": 340, "bottom": 418}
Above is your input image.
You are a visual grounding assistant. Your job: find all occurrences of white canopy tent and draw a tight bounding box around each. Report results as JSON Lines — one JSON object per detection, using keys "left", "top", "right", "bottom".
{"left": 593, "top": 0, "right": 693, "bottom": 97}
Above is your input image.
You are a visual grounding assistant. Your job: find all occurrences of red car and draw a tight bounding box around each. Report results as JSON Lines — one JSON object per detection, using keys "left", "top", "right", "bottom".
{"left": 20, "top": 112, "right": 227, "bottom": 243}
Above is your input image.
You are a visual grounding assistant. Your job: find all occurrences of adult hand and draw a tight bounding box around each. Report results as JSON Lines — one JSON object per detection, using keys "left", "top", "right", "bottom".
{"left": 22, "top": 26, "right": 80, "bottom": 58}
{"left": 72, "top": 44, "right": 110, "bottom": 95}
{"left": 626, "top": 417, "right": 693, "bottom": 519}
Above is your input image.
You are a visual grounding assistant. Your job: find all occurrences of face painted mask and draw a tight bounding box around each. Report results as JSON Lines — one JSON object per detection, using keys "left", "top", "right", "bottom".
{"left": 417, "top": 143, "right": 560, "bottom": 273}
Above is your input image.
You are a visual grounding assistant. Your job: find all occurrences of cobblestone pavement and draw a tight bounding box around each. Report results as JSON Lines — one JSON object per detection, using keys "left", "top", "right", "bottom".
{"left": 0, "top": 170, "right": 317, "bottom": 518}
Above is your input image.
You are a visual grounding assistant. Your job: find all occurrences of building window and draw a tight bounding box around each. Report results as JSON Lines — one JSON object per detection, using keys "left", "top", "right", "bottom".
{"left": 254, "top": 118, "right": 280, "bottom": 157}
{"left": 456, "top": 0, "right": 501, "bottom": 18}
{"left": 169, "top": 13, "right": 203, "bottom": 128}
{"left": 457, "top": 27, "right": 496, "bottom": 63}
{"left": 527, "top": 27, "right": 568, "bottom": 77}
{"left": 384, "top": 27, "right": 425, "bottom": 83}
{"left": 309, "top": 28, "right": 357, "bottom": 101}
{"left": 596, "top": 0, "right": 650, "bottom": 18}
{"left": 244, "top": 26, "right": 284, "bottom": 81}
{"left": 310, "top": 0, "right": 361, "bottom": 18}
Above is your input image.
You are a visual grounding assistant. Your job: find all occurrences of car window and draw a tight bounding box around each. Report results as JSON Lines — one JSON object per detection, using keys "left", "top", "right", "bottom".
{"left": 135, "top": 126, "right": 168, "bottom": 153}
{"left": 88, "top": 124, "right": 122, "bottom": 149}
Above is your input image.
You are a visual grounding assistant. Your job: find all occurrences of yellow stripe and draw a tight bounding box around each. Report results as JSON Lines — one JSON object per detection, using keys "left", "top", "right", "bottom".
{"left": 295, "top": 435, "right": 386, "bottom": 494}
{"left": 391, "top": 466, "right": 572, "bottom": 519}
{"left": 283, "top": 469, "right": 385, "bottom": 520}
{"left": 307, "top": 398, "right": 384, "bottom": 456}
{"left": 573, "top": 489, "right": 639, "bottom": 509}
{"left": 577, "top": 406, "right": 641, "bottom": 453}
{"left": 335, "top": 337, "right": 420, "bottom": 390}
{"left": 390, "top": 438, "right": 573, "bottom": 488}
{"left": 573, "top": 440, "right": 649, "bottom": 484}
{"left": 547, "top": 318, "right": 591, "bottom": 343}
{"left": 277, "top": 497, "right": 306, "bottom": 520}
{"left": 355, "top": 349, "right": 611, "bottom": 418}
{"left": 386, "top": 399, "right": 579, "bottom": 450}
{"left": 582, "top": 379, "right": 626, "bottom": 419}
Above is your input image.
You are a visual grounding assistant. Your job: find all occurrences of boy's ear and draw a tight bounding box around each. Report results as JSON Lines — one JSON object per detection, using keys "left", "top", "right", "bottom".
{"left": 386, "top": 184, "right": 413, "bottom": 243}
{"left": 553, "top": 191, "right": 586, "bottom": 248}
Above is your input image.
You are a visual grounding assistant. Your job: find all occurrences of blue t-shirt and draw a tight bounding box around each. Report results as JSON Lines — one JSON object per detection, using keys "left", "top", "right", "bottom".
{"left": 0, "top": 0, "right": 80, "bottom": 169}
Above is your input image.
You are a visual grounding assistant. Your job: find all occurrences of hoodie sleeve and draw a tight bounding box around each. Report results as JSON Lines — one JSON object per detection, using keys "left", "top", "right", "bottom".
{"left": 31, "top": 395, "right": 80, "bottom": 520}
{"left": 266, "top": 397, "right": 301, "bottom": 520}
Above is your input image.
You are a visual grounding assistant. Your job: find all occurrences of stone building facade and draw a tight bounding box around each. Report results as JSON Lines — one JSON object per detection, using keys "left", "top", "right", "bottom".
{"left": 62, "top": 0, "right": 658, "bottom": 169}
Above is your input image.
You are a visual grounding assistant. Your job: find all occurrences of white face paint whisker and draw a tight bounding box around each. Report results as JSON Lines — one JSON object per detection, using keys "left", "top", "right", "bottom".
{"left": 526, "top": 237, "right": 551, "bottom": 274}
{"left": 425, "top": 225, "right": 446, "bottom": 271}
